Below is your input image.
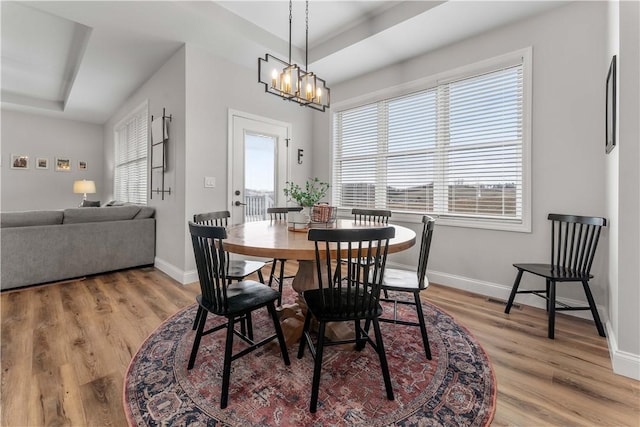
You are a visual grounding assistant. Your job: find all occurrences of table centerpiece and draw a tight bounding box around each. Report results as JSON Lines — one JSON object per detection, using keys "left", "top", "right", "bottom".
{"left": 283, "top": 177, "right": 331, "bottom": 229}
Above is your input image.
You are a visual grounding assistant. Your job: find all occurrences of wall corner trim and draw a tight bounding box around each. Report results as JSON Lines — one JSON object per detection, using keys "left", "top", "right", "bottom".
{"left": 606, "top": 321, "right": 640, "bottom": 381}
{"left": 154, "top": 257, "right": 198, "bottom": 285}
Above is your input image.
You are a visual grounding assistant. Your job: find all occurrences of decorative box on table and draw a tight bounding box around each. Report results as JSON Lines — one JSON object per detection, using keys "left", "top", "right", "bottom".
{"left": 311, "top": 204, "right": 336, "bottom": 223}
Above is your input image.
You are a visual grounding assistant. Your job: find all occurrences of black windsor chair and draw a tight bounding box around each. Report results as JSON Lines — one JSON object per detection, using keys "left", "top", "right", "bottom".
{"left": 193, "top": 211, "right": 266, "bottom": 283}
{"left": 266, "top": 206, "right": 303, "bottom": 306}
{"left": 377, "top": 215, "right": 435, "bottom": 360}
{"left": 504, "top": 213, "right": 607, "bottom": 339}
{"left": 351, "top": 208, "right": 392, "bottom": 295}
{"left": 192, "top": 211, "right": 267, "bottom": 334}
{"left": 351, "top": 208, "right": 392, "bottom": 224}
{"left": 297, "top": 226, "right": 396, "bottom": 413}
{"left": 187, "top": 222, "right": 290, "bottom": 409}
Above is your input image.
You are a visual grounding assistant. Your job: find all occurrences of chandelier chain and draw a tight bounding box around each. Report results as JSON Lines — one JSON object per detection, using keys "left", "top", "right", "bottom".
{"left": 288, "top": 0, "right": 292, "bottom": 64}
{"left": 305, "top": 1, "right": 309, "bottom": 70}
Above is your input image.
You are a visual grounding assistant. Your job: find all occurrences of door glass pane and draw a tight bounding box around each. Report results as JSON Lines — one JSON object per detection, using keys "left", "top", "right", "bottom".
{"left": 244, "top": 132, "right": 276, "bottom": 222}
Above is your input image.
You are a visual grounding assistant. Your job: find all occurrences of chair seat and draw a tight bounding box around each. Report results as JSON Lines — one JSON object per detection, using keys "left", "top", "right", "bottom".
{"left": 198, "top": 280, "right": 279, "bottom": 316}
{"left": 514, "top": 263, "right": 593, "bottom": 281}
{"left": 382, "top": 268, "right": 428, "bottom": 292}
{"left": 303, "top": 288, "right": 383, "bottom": 321}
{"left": 226, "top": 260, "right": 266, "bottom": 280}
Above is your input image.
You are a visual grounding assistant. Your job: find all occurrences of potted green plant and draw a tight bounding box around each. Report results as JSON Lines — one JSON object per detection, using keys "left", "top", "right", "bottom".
{"left": 283, "top": 177, "right": 330, "bottom": 208}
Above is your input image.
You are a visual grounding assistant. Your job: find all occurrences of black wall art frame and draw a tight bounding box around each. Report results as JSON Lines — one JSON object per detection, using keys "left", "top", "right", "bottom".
{"left": 606, "top": 55, "right": 617, "bottom": 154}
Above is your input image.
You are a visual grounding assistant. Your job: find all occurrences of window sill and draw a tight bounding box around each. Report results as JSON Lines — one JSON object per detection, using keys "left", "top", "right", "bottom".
{"left": 336, "top": 208, "right": 531, "bottom": 233}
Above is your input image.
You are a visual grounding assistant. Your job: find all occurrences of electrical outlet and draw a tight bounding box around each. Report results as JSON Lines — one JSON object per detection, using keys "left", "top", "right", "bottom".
{"left": 204, "top": 177, "right": 216, "bottom": 188}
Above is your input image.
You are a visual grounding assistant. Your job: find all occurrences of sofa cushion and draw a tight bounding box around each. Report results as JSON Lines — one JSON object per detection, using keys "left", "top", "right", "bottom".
{"left": 63, "top": 205, "right": 141, "bottom": 224}
{"left": 81, "top": 200, "right": 101, "bottom": 207}
{"left": 134, "top": 206, "right": 155, "bottom": 219}
{"left": 1, "top": 210, "right": 64, "bottom": 228}
{"left": 103, "top": 200, "right": 128, "bottom": 207}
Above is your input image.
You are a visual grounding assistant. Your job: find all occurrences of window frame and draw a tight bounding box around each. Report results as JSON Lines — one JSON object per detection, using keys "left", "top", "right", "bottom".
{"left": 113, "top": 100, "right": 149, "bottom": 205}
{"left": 331, "top": 48, "right": 532, "bottom": 232}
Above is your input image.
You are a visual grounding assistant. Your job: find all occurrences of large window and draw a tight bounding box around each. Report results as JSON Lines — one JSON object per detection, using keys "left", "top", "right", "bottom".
{"left": 114, "top": 101, "right": 148, "bottom": 205}
{"left": 333, "top": 51, "right": 530, "bottom": 231}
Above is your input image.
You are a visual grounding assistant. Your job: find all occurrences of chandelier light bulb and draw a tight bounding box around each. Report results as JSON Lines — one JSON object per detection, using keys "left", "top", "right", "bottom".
{"left": 284, "top": 73, "right": 291, "bottom": 93}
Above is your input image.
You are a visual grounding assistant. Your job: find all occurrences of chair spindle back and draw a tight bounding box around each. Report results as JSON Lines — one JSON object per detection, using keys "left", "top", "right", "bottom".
{"left": 193, "top": 211, "right": 230, "bottom": 227}
{"left": 189, "top": 222, "right": 230, "bottom": 312}
{"left": 548, "top": 213, "right": 606, "bottom": 275}
{"left": 351, "top": 208, "right": 391, "bottom": 224}
{"left": 267, "top": 207, "right": 303, "bottom": 221}
{"left": 308, "top": 227, "right": 395, "bottom": 317}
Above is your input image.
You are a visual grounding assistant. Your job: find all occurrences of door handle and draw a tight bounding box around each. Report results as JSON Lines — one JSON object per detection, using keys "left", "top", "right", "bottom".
{"left": 234, "top": 200, "right": 246, "bottom": 206}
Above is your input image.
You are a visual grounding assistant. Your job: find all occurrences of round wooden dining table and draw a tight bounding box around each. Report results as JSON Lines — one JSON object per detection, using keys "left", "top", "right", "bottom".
{"left": 224, "top": 219, "right": 416, "bottom": 344}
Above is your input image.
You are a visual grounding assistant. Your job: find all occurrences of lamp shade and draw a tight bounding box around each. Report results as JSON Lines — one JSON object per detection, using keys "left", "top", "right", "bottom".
{"left": 73, "top": 180, "right": 96, "bottom": 194}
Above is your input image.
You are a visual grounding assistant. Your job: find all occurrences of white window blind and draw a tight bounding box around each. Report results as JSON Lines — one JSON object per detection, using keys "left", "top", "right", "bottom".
{"left": 114, "top": 102, "right": 148, "bottom": 205}
{"left": 333, "top": 60, "right": 525, "bottom": 226}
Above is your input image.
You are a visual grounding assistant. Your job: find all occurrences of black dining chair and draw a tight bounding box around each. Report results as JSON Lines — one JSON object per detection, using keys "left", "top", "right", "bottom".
{"left": 187, "top": 222, "right": 290, "bottom": 409}
{"left": 352, "top": 208, "right": 392, "bottom": 224}
{"left": 351, "top": 208, "right": 392, "bottom": 295}
{"left": 193, "top": 211, "right": 266, "bottom": 283}
{"left": 297, "top": 226, "right": 396, "bottom": 413}
{"left": 377, "top": 215, "right": 435, "bottom": 360}
{"left": 192, "top": 211, "right": 267, "bottom": 334}
{"left": 504, "top": 213, "right": 607, "bottom": 339}
{"left": 266, "top": 207, "right": 303, "bottom": 306}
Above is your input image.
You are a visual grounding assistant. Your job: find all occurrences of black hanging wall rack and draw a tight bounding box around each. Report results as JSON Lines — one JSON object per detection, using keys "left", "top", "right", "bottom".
{"left": 150, "top": 107, "right": 172, "bottom": 200}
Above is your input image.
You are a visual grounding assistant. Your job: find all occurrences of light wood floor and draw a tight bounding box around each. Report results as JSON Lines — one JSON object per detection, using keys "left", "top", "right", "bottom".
{"left": 1, "top": 265, "right": 638, "bottom": 426}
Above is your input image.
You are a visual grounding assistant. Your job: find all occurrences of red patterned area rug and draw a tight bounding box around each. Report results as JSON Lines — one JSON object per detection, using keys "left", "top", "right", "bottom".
{"left": 123, "top": 285, "right": 496, "bottom": 426}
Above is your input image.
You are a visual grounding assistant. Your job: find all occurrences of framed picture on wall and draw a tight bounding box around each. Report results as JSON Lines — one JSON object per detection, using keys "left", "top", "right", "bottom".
{"left": 605, "top": 55, "right": 616, "bottom": 154}
{"left": 56, "top": 157, "right": 71, "bottom": 171}
{"left": 78, "top": 160, "right": 87, "bottom": 171}
{"left": 36, "top": 157, "right": 49, "bottom": 169}
{"left": 11, "top": 154, "right": 29, "bottom": 169}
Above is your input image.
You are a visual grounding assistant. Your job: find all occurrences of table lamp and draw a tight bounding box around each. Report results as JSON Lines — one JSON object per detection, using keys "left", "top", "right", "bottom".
{"left": 73, "top": 179, "right": 96, "bottom": 205}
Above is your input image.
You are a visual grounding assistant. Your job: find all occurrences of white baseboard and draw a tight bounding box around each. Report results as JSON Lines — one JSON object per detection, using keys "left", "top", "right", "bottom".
{"left": 154, "top": 255, "right": 265, "bottom": 285}
{"left": 606, "top": 321, "right": 640, "bottom": 380}
{"left": 154, "top": 257, "right": 197, "bottom": 285}
{"left": 424, "top": 268, "right": 609, "bottom": 323}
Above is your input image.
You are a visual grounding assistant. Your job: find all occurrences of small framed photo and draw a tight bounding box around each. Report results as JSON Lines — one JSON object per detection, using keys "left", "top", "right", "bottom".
{"left": 36, "top": 157, "right": 49, "bottom": 170}
{"left": 605, "top": 55, "right": 617, "bottom": 154}
{"left": 11, "top": 154, "right": 29, "bottom": 169}
{"left": 78, "top": 160, "right": 88, "bottom": 171}
{"left": 56, "top": 157, "right": 71, "bottom": 172}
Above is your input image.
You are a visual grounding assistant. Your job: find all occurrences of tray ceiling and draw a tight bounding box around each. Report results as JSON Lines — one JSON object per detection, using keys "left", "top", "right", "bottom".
{"left": 1, "top": 1, "right": 568, "bottom": 124}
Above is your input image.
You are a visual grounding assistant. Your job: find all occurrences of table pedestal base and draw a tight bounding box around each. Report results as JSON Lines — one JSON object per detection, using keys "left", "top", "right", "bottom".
{"left": 276, "top": 260, "right": 355, "bottom": 347}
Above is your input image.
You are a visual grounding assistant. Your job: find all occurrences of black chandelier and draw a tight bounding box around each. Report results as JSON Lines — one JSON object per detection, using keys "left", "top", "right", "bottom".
{"left": 258, "top": 1, "right": 330, "bottom": 112}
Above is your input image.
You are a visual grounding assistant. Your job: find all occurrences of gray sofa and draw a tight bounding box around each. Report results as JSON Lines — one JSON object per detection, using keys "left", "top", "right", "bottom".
{"left": 1, "top": 205, "right": 156, "bottom": 290}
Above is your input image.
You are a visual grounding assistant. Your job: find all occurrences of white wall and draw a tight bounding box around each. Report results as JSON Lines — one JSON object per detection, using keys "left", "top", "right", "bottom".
{"left": 182, "top": 44, "right": 315, "bottom": 278}
{"left": 101, "top": 43, "right": 315, "bottom": 284}
{"left": 605, "top": 0, "right": 620, "bottom": 366}
{"left": 609, "top": 0, "right": 640, "bottom": 379}
{"left": 1, "top": 110, "right": 104, "bottom": 211}
{"left": 315, "top": 0, "right": 640, "bottom": 380}
{"left": 104, "top": 46, "right": 187, "bottom": 276}
{"left": 315, "top": 1, "right": 609, "bottom": 307}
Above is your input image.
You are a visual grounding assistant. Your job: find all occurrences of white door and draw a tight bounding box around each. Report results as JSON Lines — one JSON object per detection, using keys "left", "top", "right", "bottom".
{"left": 229, "top": 111, "right": 290, "bottom": 225}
